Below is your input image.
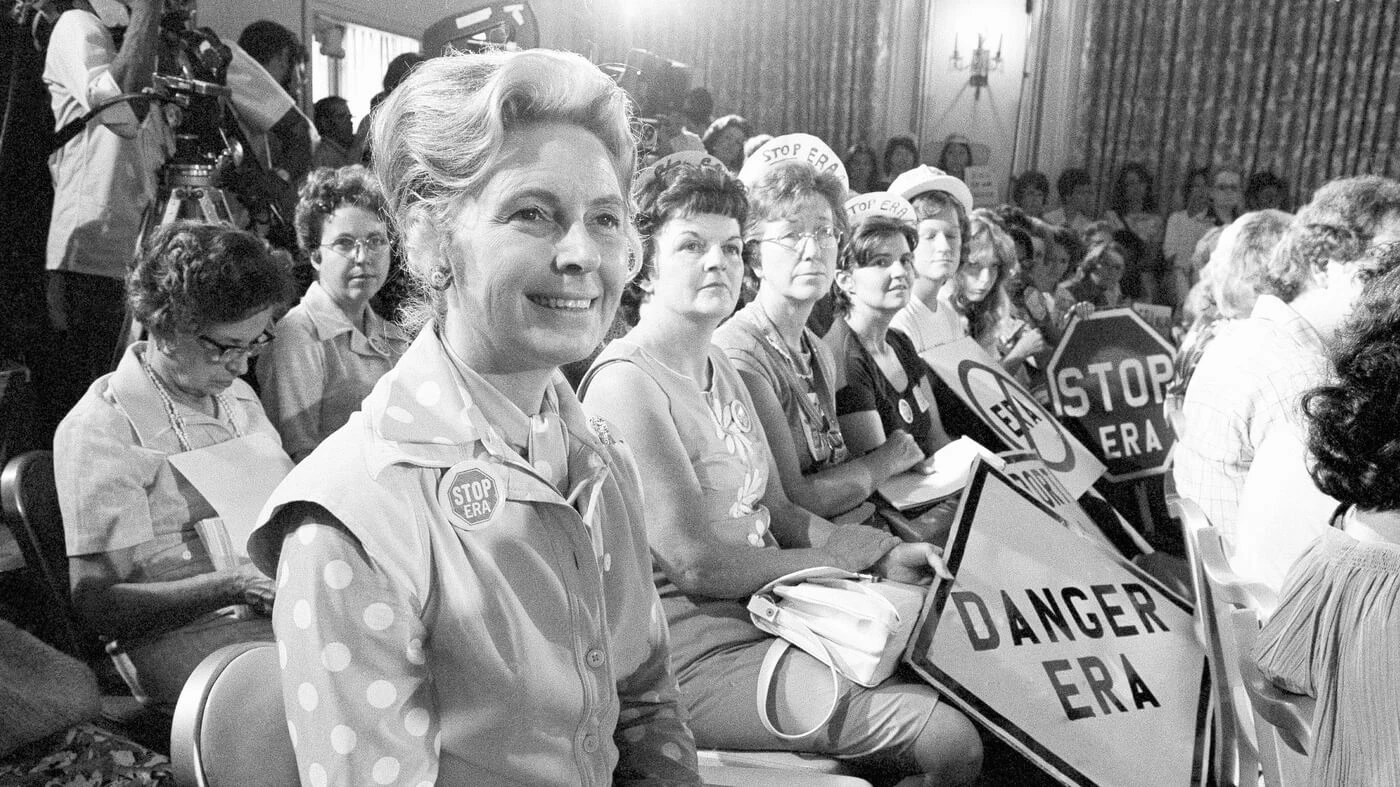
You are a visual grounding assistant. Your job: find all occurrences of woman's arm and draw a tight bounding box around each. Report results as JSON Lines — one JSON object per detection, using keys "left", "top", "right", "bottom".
{"left": 611, "top": 593, "right": 702, "bottom": 785}
{"left": 584, "top": 363, "right": 894, "bottom": 598}
{"left": 273, "top": 507, "right": 439, "bottom": 786}
{"left": 736, "top": 367, "right": 917, "bottom": 519}
{"left": 255, "top": 317, "right": 326, "bottom": 462}
{"left": 69, "top": 551, "right": 273, "bottom": 642}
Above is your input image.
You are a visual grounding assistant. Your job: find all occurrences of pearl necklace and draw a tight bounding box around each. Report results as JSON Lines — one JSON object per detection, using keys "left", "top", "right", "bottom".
{"left": 140, "top": 356, "right": 242, "bottom": 452}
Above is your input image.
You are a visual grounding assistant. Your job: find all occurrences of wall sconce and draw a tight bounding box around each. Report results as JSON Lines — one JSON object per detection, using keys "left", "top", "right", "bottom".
{"left": 950, "top": 33, "right": 1003, "bottom": 100}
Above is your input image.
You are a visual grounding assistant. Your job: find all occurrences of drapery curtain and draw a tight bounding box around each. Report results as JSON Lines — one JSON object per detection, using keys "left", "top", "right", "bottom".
{"left": 1073, "top": 0, "right": 1400, "bottom": 211}
{"left": 591, "top": 0, "right": 879, "bottom": 154}
{"left": 311, "top": 20, "right": 420, "bottom": 121}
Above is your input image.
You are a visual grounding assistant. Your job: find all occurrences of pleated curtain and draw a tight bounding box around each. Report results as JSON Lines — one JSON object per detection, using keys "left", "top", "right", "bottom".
{"left": 592, "top": 0, "right": 879, "bottom": 155}
{"left": 1073, "top": 0, "right": 1400, "bottom": 210}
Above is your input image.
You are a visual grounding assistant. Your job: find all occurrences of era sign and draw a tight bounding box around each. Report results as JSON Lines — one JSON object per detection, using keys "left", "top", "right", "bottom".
{"left": 1047, "top": 309, "right": 1176, "bottom": 482}
{"left": 905, "top": 462, "right": 1207, "bottom": 787}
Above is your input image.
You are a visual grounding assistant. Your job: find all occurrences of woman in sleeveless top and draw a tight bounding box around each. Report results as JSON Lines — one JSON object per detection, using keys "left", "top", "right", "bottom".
{"left": 581, "top": 157, "right": 981, "bottom": 784}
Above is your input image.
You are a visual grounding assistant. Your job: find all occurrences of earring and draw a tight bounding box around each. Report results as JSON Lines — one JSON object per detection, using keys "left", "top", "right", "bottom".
{"left": 625, "top": 247, "right": 642, "bottom": 280}
{"left": 429, "top": 265, "right": 453, "bottom": 291}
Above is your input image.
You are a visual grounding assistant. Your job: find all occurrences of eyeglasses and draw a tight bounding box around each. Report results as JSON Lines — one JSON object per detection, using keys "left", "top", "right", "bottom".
{"left": 760, "top": 226, "right": 841, "bottom": 253}
{"left": 197, "top": 331, "right": 274, "bottom": 364}
{"left": 322, "top": 235, "right": 391, "bottom": 257}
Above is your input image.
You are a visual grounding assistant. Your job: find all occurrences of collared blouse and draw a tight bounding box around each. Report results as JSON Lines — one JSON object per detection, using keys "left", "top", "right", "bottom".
{"left": 250, "top": 328, "right": 700, "bottom": 787}
{"left": 55, "top": 342, "right": 282, "bottom": 586}
{"left": 256, "top": 281, "right": 410, "bottom": 461}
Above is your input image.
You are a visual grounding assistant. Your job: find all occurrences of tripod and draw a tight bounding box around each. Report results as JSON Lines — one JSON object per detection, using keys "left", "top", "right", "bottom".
{"left": 151, "top": 161, "right": 236, "bottom": 227}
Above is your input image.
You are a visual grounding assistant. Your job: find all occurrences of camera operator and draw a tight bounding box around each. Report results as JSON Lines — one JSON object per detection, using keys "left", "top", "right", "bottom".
{"left": 43, "top": 1, "right": 313, "bottom": 415}
{"left": 43, "top": 0, "right": 167, "bottom": 417}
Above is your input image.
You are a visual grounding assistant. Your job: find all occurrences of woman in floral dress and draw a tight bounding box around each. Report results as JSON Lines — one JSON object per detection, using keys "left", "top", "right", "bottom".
{"left": 580, "top": 158, "right": 981, "bottom": 784}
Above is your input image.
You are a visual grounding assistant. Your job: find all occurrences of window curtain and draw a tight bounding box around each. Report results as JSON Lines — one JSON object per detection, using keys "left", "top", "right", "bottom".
{"left": 1072, "top": 0, "right": 1400, "bottom": 211}
{"left": 311, "top": 21, "right": 420, "bottom": 122}
{"left": 592, "top": 0, "right": 879, "bottom": 155}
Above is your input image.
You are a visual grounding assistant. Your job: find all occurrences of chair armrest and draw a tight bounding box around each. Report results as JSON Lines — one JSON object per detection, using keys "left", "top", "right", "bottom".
{"left": 1240, "top": 657, "right": 1313, "bottom": 755}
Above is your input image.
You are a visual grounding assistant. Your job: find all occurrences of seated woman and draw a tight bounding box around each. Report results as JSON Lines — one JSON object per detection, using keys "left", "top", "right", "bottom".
{"left": 256, "top": 165, "right": 410, "bottom": 460}
{"left": 1104, "top": 162, "right": 1164, "bottom": 302}
{"left": 713, "top": 159, "right": 926, "bottom": 521}
{"left": 247, "top": 50, "right": 701, "bottom": 785}
{"left": 1253, "top": 267, "right": 1400, "bottom": 785}
{"left": 580, "top": 158, "right": 982, "bottom": 784}
{"left": 54, "top": 221, "right": 293, "bottom": 708}
{"left": 943, "top": 210, "right": 1045, "bottom": 375}
{"left": 825, "top": 210, "right": 969, "bottom": 541}
{"left": 1056, "top": 240, "right": 1132, "bottom": 310}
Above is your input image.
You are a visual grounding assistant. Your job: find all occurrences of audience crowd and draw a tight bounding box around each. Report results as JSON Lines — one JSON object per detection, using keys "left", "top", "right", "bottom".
{"left": 8, "top": 11, "right": 1400, "bottom": 783}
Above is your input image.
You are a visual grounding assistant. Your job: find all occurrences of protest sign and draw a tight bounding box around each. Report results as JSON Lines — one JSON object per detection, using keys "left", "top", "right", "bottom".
{"left": 1047, "top": 309, "right": 1177, "bottom": 482}
{"left": 906, "top": 461, "right": 1208, "bottom": 786}
{"left": 963, "top": 164, "right": 999, "bottom": 207}
{"left": 997, "top": 450, "right": 1152, "bottom": 559}
{"left": 921, "top": 338, "right": 1104, "bottom": 497}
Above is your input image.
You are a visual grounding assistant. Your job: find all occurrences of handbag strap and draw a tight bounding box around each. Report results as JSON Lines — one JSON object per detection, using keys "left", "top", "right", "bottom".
{"left": 754, "top": 638, "right": 841, "bottom": 741}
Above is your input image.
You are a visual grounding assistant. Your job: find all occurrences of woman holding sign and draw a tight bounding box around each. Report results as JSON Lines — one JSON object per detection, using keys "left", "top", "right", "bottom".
{"left": 54, "top": 221, "right": 293, "bottom": 708}
{"left": 714, "top": 140, "right": 929, "bottom": 521}
{"left": 247, "top": 50, "right": 702, "bottom": 785}
{"left": 581, "top": 156, "right": 982, "bottom": 784}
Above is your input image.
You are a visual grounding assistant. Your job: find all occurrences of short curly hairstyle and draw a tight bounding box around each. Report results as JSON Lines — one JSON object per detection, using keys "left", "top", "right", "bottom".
{"left": 629, "top": 161, "right": 748, "bottom": 306}
{"left": 1260, "top": 175, "right": 1400, "bottom": 302}
{"left": 1304, "top": 266, "right": 1400, "bottom": 509}
{"left": 881, "top": 135, "right": 919, "bottom": 177}
{"left": 294, "top": 165, "right": 390, "bottom": 255}
{"left": 128, "top": 221, "right": 292, "bottom": 337}
{"left": 833, "top": 214, "right": 917, "bottom": 314}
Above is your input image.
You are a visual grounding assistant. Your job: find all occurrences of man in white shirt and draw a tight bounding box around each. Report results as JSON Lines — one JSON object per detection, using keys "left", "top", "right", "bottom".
{"left": 44, "top": 1, "right": 310, "bottom": 415}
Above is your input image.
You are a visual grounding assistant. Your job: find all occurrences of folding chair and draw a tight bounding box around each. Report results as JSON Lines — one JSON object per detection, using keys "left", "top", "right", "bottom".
{"left": 1230, "top": 607, "right": 1312, "bottom": 787}
{"left": 1, "top": 450, "right": 83, "bottom": 657}
{"left": 1194, "top": 524, "right": 1278, "bottom": 787}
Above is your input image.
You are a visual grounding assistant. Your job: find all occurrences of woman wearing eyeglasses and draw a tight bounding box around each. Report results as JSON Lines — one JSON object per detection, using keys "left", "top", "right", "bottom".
{"left": 714, "top": 159, "right": 925, "bottom": 521}
{"left": 53, "top": 221, "right": 294, "bottom": 708}
{"left": 256, "top": 166, "right": 410, "bottom": 461}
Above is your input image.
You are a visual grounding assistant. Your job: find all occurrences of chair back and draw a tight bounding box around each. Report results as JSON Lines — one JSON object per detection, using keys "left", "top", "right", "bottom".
{"left": 0, "top": 450, "right": 82, "bottom": 656}
{"left": 1195, "top": 524, "right": 1281, "bottom": 787}
{"left": 170, "top": 641, "right": 298, "bottom": 787}
{"left": 1229, "top": 607, "right": 1312, "bottom": 787}
{"left": 1171, "top": 497, "right": 1236, "bottom": 784}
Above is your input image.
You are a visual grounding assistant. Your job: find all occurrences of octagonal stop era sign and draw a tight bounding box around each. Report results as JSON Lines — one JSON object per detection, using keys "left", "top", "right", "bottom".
{"left": 1046, "top": 309, "right": 1176, "bottom": 482}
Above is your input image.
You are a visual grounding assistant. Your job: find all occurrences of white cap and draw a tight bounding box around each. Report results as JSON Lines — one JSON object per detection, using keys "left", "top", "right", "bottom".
{"left": 738, "top": 133, "right": 849, "bottom": 191}
{"left": 888, "top": 165, "right": 975, "bottom": 215}
{"left": 844, "top": 193, "right": 916, "bottom": 225}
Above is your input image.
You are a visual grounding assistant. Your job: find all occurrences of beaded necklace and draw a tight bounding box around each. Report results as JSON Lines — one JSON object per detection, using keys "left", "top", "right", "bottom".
{"left": 139, "top": 354, "right": 242, "bottom": 452}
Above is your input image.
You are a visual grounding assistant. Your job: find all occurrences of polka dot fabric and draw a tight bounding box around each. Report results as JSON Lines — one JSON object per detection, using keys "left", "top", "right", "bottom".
{"left": 274, "top": 521, "right": 439, "bottom": 786}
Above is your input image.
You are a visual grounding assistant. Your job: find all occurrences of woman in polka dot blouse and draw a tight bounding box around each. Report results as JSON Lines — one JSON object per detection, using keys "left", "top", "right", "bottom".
{"left": 580, "top": 159, "right": 982, "bottom": 783}
{"left": 247, "top": 50, "right": 701, "bottom": 786}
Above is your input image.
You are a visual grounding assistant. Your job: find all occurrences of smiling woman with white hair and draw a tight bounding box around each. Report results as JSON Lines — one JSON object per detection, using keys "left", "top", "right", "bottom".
{"left": 248, "top": 49, "right": 701, "bottom": 785}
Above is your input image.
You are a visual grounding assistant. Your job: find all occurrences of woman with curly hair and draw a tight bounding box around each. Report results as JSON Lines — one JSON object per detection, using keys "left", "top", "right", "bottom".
{"left": 256, "top": 165, "right": 410, "bottom": 460}
{"left": 53, "top": 221, "right": 294, "bottom": 708}
{"left": 702, "top": 114, "right": 751, "bottom": 172}
{"left": 1252, "top": 264, "right": 1400, "bottom": 786}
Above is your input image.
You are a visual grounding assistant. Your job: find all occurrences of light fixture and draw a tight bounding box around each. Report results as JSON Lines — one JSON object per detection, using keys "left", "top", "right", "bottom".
{"left": 950, "top": 32, "right": 1004, "bottom": 100}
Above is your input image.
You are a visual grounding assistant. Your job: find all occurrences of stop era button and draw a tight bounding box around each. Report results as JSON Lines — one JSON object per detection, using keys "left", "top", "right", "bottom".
{"left": 438, "top": 461, "right": 505, "bottom": 530}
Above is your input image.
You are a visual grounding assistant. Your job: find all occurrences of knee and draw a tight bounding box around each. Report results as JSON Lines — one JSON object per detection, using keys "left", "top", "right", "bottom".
{"left": 913, "top": 706, "right": 982, "bottom": 785}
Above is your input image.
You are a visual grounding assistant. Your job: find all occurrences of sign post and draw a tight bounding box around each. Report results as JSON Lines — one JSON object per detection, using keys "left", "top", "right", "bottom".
{"left": 1046, "top": 309, "right": 1177, "bottom": 482}
{"left": 905, "top": 461, "right": 1208, "bottom": 786}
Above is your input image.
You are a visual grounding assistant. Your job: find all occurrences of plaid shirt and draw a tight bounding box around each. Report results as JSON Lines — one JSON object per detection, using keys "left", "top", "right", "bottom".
{"left": 1172, "top": 295, "right": 1329, "bottom": 545}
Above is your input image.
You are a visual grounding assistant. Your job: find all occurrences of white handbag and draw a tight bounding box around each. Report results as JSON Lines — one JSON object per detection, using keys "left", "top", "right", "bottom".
{"left": 747, "top": 567, "right": 927, "bottom": 739}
